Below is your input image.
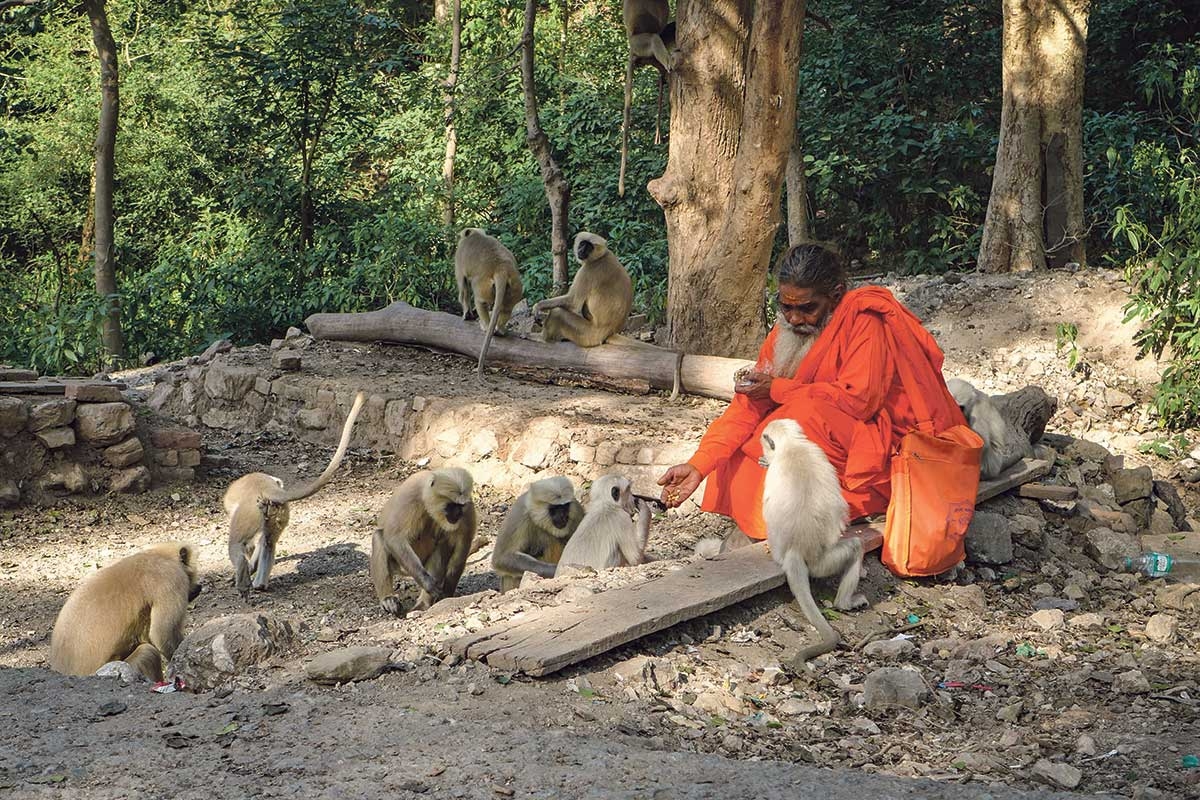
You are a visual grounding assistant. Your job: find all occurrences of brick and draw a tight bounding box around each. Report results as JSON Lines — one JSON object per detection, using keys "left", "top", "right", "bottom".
{"left": 103, "top": 437, "right": 144, "bottom": 468}
{"left": 178, "top": 449, "right": 201, "bottom": 468}
{"left": 272, "top": 349, "right": 302, "bottom": 371}
{"left": 64, "top": 383, "right": 122, "bottom": 402}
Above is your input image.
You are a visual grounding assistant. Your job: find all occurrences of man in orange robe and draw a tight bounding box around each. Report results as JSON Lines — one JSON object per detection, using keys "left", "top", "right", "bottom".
{"left": 658, "top": 243, "right": 966, "bottom": 543}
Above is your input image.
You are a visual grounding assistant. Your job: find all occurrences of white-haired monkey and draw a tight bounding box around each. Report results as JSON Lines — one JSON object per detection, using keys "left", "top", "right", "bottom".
{"left": 534, "top": 233, "right": 633, "bottom": 348}
{"left": 556, "top": 474, "right": 651, "bottom": 572}
{"left": 49, "top": 542, "right": 202, "bottom": 682}
{"left": 619, "top": 0, "right": 676, "bottom": 196}
{"left": 372, "top": 467, "right": 477, "bottom": 616}
{"left": 224, "top": 391, "right": 365, "bottom": 595}
{"left": 492, "top": 476, "right": 584, "bottom": 592}
{"left": 946, "top": 378, "right": 1033, "bottom": 480}
{"left": 759, "top": 419, "right": 867, "bottom": 666}
{"left": 454, "top": 228, "right": 525, "bottom": 380}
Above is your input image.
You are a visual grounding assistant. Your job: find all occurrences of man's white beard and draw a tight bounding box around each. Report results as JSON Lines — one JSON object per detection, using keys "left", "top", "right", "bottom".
{"left": 770, "top": 323, "right": 816, "bottom": 379}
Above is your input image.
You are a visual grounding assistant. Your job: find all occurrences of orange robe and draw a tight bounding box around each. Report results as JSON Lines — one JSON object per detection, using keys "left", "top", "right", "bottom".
{"left": 688, "top": 286, "right": 967, "bottom": 540}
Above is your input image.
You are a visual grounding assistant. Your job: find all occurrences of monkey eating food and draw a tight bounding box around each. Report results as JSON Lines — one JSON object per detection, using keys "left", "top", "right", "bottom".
{"left": 492, "top": 476, "right": 584, "bottom": 592}
{"left": 372, "top": 467, "right": 477, "bottom": 616}
{"left": 759, "top": 418, "right": 867, "bottom": 666}
{"left": 555, "top": 474, "right": 651, "bottom": 573}
{"left": 224, "top": 391, "right": 365, "bottom": 595}
{"left": 454, "top": 228, "right": 525, "bottom": 380}
{"left": 534, "top": 232, "right": 633, "bottom": 348}
{"left": 49, "top": 541, "right": 202, "bottom": 682}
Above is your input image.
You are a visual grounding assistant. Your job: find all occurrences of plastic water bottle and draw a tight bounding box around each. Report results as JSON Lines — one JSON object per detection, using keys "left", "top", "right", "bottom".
{"left": 1124, "top": 552, "right": 1200, "bottom": 580}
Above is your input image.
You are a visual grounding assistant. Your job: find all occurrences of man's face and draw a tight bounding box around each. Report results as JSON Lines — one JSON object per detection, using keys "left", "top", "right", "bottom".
{"left": 777, "top": 283, "right": 840, "bottom": 335}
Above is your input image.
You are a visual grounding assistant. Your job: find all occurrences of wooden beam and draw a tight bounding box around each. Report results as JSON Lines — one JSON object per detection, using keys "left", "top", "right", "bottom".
{"left": 449, "top": 458, "right": 1051, "bottom": 676}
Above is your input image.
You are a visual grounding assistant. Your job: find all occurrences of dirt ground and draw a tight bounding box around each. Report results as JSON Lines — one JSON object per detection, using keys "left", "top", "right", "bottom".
{"left": 1, "top": 268, "right": 1198, "bottom": 799}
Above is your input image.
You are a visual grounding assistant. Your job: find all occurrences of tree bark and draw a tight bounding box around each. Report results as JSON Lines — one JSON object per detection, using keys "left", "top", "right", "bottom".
{"left": 977, "top": 0, "right": 1090, "bottom": 273}
{"left": 520, "top": 0, "right": 570, "bottom": 295}
{"left": 305, "top": 302, "right": 752, "bottom": 400}
{"left": 649, "top": 0, "right": 805, "bottom": 358}
{"left": 84, "top": 0, "right": 124, "bottom": 362}
{"left": 785, "top": 141, "right": 810, "bottom": 245}
{"left": 991, "top": 385, "right": 1058, "bottom": 444}
{"left": 442, "top": 0, "right": 462, "bottom": 235}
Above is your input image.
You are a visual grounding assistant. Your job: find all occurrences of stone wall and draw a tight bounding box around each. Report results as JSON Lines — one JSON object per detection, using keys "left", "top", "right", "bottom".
{"left": 0, "top": 382, "right": 202, "bottom": 506}
{"left": 145, "top": 344, "right": 705, "bottom": 499}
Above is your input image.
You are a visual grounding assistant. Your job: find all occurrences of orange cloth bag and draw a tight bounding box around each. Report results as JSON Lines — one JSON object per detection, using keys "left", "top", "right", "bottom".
{"left": 881, "top": 327, "right": 983, "bottom": 577}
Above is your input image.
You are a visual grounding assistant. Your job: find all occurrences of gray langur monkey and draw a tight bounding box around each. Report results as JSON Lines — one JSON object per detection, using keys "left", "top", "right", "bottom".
{"left": 946, "top": 378, "right": 1033, "bottom": 480}
{"left": 372, "top": 467, "right": 477, "bottom": 616}
{"left": 619, "top": 0, "right": 676, "bottom": 197}
{"left": 534, "top": 233, "right": 634, "bottom": 348}
{"left": 454, "top": 228, "right": 525, "bottom": 380}
{"left": 49, "top": 542, "right": 202, "bottom": 682}
{"left": 224, "top": 391, "right": 365, "bottom": 595}
{"left": 759, "top": 419, "right": 867, "bottom": 666}
{"left": 492, "top": 476, "right": 585, "bottom": 592}
{"left": 555, "top": 474, "right": 651, "bottom": 573}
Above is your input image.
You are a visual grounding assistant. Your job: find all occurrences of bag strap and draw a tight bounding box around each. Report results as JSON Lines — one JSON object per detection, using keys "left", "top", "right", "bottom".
{"left": 885, "top": 322, "right": 938, "bottom": 434}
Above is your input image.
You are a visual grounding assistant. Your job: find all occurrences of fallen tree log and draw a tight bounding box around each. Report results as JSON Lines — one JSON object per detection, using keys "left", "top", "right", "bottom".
{"left": 305, "top": 301, "right": 752, "bottom": 401}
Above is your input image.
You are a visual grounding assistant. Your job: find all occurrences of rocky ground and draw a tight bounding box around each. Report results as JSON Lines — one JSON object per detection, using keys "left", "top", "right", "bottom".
{"left": 1, "top": 267, "right": 1198, "bottom": 799}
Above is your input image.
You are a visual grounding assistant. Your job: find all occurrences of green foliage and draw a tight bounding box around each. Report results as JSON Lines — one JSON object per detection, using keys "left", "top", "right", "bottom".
{"left": 1054, "top": 322, "right": 1080, "bottom": 371}
{"left": 1110, "top": 37, "right": 1200, "bottom": 429}
{"left": 1136, "top": 434, "right": 1191, "bottom": 460}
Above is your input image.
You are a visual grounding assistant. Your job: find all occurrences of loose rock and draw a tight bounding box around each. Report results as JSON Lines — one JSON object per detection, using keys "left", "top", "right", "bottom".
{"left": 1113, "top": 669, "right": 1152, "bottom": 695}
{"left": 964, "top": 511, "right": 1014, "bottom": 565}
{"left": 170, "top": 613, "right": 299, "bottom": 691}
{"left": 1032, "top": 758, "right": 1083, "bottom": 789}
{"left": 1029, "top": 608, "right": 1066, "bottom": 631}
{"left": 862, "top": 667, "right": 929, "bottom": 710}
{"left": 863, "top": 638, "right": 916, "bottom": 660}
{"left": 1084, "top": 526, "right": 1140, "bottom": 570}
{"left": 75, "top": 402, "right": 136, "bottom": 446}
{"left": 305, "top": 647, "right": 393, "bottom": 684}
{"left": 1144, "top": 613, "right": 1177, "bottom": 644}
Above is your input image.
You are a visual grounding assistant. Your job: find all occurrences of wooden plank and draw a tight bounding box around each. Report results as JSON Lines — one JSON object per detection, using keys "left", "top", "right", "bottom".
{"left": 1018, "top": 482, "right": 1078, "bottom": 501}
{"left": 451, "top": 457, "right": 1049, "bottom": 676}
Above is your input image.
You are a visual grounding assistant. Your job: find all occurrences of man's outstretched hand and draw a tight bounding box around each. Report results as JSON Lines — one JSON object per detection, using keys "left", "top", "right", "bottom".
{"left": 657, "top": 463, "right": 702, "bottom": 509}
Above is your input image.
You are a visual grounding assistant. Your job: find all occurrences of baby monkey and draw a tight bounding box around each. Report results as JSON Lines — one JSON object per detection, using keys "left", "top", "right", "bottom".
{"left": 556, "top": 474, "right": 651, "bottom": 572}
{"left": 492, "top": 476, "right": 584, "bottom": 592}
{"left": 759, "top": 418, "right": 867, "bottom": 666}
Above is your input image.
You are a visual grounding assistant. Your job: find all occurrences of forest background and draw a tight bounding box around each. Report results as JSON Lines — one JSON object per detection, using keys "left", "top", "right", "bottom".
{"left": 0, "top": 0, "right": 1197, "bottom": 424}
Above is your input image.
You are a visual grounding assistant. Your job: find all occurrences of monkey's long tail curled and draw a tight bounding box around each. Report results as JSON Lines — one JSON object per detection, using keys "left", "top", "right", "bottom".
{"left": 477, "top": 277, "right": 506, "bottom": 381}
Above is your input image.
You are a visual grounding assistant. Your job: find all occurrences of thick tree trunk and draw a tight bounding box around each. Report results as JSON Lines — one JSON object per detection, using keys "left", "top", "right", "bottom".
{"left": 84, "top": 0, "right": 123, "bottom": 362}
{"left": 442, "top": 0, "right": 461, "bottom": 234}
{"left": 305, "top": 302, "right": 751, "bottom": 401}
{"left": 978, "top": 0, "right": 1089, "bottom": 273}
{"left": 649, "top": 0, "right": 805, "bottom": 358}
{"left": 520, "top": 0, "right": 570, "bottom": 295}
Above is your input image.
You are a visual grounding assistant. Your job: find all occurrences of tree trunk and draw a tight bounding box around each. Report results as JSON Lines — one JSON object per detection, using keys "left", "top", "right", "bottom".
{"left": 84, "top": 0, "right": 123, "bottom": 363}
{"left": 978, "top": 0, "right": 1089, "bottom": 273}
{"left": 305, "top": 302, "right": 752, "bottom": 401}
{"left": 785, "top": 141, "right": 810, "bottom": 245}
{"left": 520, "top": 0, "right": 570, "bottom": 295}
{"left": 442, "top": 0, "right": 462, "bottom": 235}
{"left": 649, "top": 0, "right": 805, "bottom": 358}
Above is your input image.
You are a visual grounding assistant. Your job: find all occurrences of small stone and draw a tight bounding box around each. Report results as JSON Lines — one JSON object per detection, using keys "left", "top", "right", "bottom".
{"left": 863, "top": 638, "right": 916, "bottom": 660}
{"left": 1105, "top": 388, "right": 1136, "bottom": 409}
{"left": 271, "top": 350, "right": 302, "bottom": 371}
{"left": 964, "top": 512, "right": 1014, "bottom": 565}
{"left": 305, "top": 646, "right": 393, "bottom": 684}
{"left": 862, "top": 667, "right": 929, "bottom": 710}
{"left": 316, "top": 628, "right": 339, "bottom": 643}
{"left": 777, "top": 698, "right": 817, "bottom": 716}
{"left": 110, "top": 466, "right": 151, "bottom": 494}
{"left": 28, "top": 399, "right": 76, "bottom": 432}
{"left": 35, "top": 426, "right": 75, "bottom": 449}
{"left": 95, "top": 660, "right": 147, "bottom": 683}
{"left": 75, "top": 402, "right": 136, "bottom": 446}
{"left": 1031, "top": 758, "right": 1082, "bottom": 789}
{"left": 1076, "top": 734, "right": 1097, "bottom": 756}
{"left": 1033, "top": 597, "right": 1077, "bottom": 612}
{"left": 1030, "top": 609, "right": 1066, "bottom": 631}
{"left": 103, "top": 437, "right": 145, "bottom": 468}
{"left": 595, "top": 441, "right": 619, "bottom": 466}
{"left": 1145, "top": 613, "right": 1177, "bottom": 644}
{"left": 693, "top": 689, "right": 748, "bottom": 717}
{"left": 1068, "top": 612, "right": 1105, "bottom": 629}
{"left": 1113, "top": 669, "right": 1152, "bottom": 695}
{"left": 411, "top": 396, "right": 427, "bottom": 412}
{"left": 198, "top": 338, "right": 233, "bottom": 361}
{"left": 1084, "top": 526, "right": 1141, "bottom": 570}
{"left": 569, "top": 442, "right": 596, "bottom": 463}
{"left": 996, "top": 701, "right": 1023, "bottom": 722}
{"left": 38, "top": 462, "right": 88, "bottom": 494}
{"left": 297, "top": 408, "right": 330, "bottom": 430}
{"left": 203, "top": 361, "right": 257, "bottom": 400}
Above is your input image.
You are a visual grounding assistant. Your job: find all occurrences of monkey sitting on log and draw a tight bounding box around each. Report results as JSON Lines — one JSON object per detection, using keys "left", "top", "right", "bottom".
{"left": 454, "top": 228, "right": 525, "bottom": 380}
{"left": 372, "top": 467, "right": 477, "bottom": 616}
{"left": 49, "top": 542, "right": 202, "bottom": 682}
{"left": 492, "top": 476, "right": 584, "bottom": 592}
{"left": 759, "top": 418, "right": 867, "bottom": 666}
{"left": 556, "top": 474, "right": 651, "bottom": 573}
{"left": 946, "top": 378, "right": 1033, "bottom": 480}
{"left": 534, "top": 232, "right": 634, "bottom": 348}
{"left": 224, "top": 391, "right": 365, "bottom": 595}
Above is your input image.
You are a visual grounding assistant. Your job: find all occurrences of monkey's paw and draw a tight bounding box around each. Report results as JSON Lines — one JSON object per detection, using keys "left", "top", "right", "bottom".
{"left": 836, "top": 593, "right": 869, "bottom": 611}
{"left": 379, "top": 596, "right": 406, "bottom": 617}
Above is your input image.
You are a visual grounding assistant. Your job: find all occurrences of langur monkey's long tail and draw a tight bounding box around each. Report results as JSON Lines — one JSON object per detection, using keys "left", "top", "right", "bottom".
{"left": 618, "top": 58, "right": 634, "bottom": 198}
{"left": 278, "top": 391, "right": 366, "bottom": 502}
{"left": 477, "top": 277, "right": 507, "bottom": 380}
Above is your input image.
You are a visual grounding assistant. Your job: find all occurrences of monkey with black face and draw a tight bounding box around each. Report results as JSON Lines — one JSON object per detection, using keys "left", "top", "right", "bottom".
{"left": 947, "top": 378, "right": 1032, "bottom": 479}
{"left": 224, "top": 392, "right": 365, "bottom": 596}
{"left": 49, "top": 541, "right": 202, "bottom": 682}
{"left": 534, "top": 233, "right": 633, "bottom": 348}
{"left": 759, "top": 419, "right": 867, "bottom": 666}
{"left": 556, "top": 474, "right": 651, "bottom": 572}
{"left": 619, "top": 0, "right": 677, "bottom": 196}
{"left": 372, "top": 467, "right": 477, "bottom": 616}
{"left": 492, "top": 476, "right": 584, "bottom": 592}
{"left": 454, "top": 228, "right": 525, "bottom": 380}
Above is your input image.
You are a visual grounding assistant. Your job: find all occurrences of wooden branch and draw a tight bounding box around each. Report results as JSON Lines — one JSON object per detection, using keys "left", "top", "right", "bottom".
{"left": 305, "top": 302, "right": 751, "bottom": 401}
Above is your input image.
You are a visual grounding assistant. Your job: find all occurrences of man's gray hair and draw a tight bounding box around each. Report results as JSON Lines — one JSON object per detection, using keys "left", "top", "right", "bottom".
{"left": 773, "top": 243, "right": 847, "bottom": 297}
